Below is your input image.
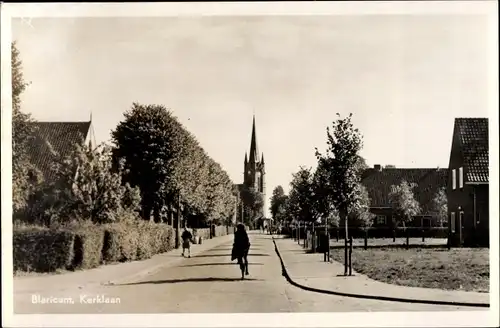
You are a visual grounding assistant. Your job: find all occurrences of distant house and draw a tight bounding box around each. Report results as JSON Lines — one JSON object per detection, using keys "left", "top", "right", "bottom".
{"left": 447, "top": 118, "right": 489, "bottom": 247}
{"left": 360, "top": 165, "right": 448, "bottom": 229}
{"left": 26, "top": 120, "right": 95, "bottom": 182}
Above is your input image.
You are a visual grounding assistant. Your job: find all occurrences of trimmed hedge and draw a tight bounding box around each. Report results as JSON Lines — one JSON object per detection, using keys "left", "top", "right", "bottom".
{"left": 13, "top": 227, "right": 74, "bottom": 272}
{"left": 136, "top": 222, "right": 175, "bottom": 260}
{"left": 72, "top": 224, "right": 105, "bottom": 270}
{"left": 102, "top": 222, "right": 140, "bottom": 263}
{"left": 14, "top": 222, "right": 228, "bottom": 273}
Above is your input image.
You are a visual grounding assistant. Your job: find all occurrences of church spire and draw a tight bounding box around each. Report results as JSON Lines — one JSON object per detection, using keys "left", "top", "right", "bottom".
{"left": 244, "top": 152, "right": 248, "bottom": 164}
{"left": 249, "top": 115, "right": 259, "bottom": 163}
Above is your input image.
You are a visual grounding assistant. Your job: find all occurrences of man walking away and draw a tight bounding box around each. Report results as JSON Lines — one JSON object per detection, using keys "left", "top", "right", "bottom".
{"left": 181, "top": 227, "right": 193, "bottom": 258}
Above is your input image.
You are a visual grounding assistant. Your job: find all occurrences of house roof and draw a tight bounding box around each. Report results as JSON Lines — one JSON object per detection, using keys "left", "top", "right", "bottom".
{"left": 27, "top": 121, "right": 92, "bottom": 181}
{"left": 454, "top": 118, "right": 489, "bottom": 183}
{"left": 361, "top": 167, "right": 448, "bottom": 214}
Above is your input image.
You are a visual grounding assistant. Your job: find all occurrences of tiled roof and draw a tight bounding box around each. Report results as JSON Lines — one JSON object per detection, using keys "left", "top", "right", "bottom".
{"left": 26, "top": 121, "right": 91, "bottom": 181}
{"left": 455, "top": 118, "right": 489, "bottom": 183}
{"left": 361, "top": 168, "right": 448, "bottom": 214}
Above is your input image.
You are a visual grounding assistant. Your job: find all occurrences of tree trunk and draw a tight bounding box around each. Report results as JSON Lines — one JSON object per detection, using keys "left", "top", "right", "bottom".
{"left": 169, "top": 206, "right": 174, "bottom": 226}
{"left": 153, "top": 206, "right": 161, "bottom": 223}
{"left": 342, "top": 206, "right": 348, "bottom": 276}
{"left": 175, "top": 193, "right": 181, "bottom": 249}
{"left": 404, "top": 221, "right": 409, "bottom": 249}
{"left": 364, "top": 229, "right": 368, "bottom": 250}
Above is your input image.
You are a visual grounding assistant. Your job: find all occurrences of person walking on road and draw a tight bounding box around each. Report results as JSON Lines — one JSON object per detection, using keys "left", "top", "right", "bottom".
{"left": 232, "top": 223, "right": 251, "bottom": 280}
{"left": 181, "top": 227, "right": 193, "bottom": 258}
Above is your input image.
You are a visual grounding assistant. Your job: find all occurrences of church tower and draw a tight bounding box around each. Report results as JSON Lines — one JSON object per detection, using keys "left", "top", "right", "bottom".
{"left": 243, "top": 115, "right": 266, "bottom": 217}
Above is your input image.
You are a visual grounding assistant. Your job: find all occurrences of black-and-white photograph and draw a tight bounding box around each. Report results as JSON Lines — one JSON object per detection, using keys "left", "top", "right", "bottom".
{"left": 2, "top": 2, "right": 498, "bottom": 327}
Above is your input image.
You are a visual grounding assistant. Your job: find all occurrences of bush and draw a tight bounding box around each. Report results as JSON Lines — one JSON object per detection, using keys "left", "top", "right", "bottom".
{"left": 70, "top": 223, "right": 105, "bottom": 270}
{"left": 13, "top": 227, "right": 75, "bottom": 272}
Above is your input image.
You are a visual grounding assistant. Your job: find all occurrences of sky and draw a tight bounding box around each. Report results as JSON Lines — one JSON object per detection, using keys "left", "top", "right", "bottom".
{"left": 12, "top": 15, "right": 492, "bottom": 217}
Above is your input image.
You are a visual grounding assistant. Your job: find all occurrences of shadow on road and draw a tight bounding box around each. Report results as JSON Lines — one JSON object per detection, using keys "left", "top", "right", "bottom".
{"left": 212, "top": 248, "right": 263, "bottom": 252}
{"left": 178, "top": 262, "right": 264, "bottom": 268}
{"left": 116, "top": 277, "right": 263, "bottom": 285}
{"left": 194, "top": 253, "right": 270, "bottom": 258}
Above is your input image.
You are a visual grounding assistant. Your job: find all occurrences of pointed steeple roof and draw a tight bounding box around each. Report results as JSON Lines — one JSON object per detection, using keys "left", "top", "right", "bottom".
{"left": 261, "top": 152, "right": 264, "bottom": 164}
{"left": 244, "top": 152, "right": 248, "bottom": 164}
{"left": 249, "top": 115, "right": 259, "bottom": 163}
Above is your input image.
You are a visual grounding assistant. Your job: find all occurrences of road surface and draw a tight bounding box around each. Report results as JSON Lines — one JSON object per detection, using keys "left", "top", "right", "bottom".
{"left": 15, "top": 233, "right": 478, "bottom": 313}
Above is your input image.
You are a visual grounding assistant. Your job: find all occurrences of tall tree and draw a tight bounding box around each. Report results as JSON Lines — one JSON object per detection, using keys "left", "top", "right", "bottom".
{"left": 240, "top": 185, "right": 264, "bottom": 224}
{"left": 287, "top": 167, "right": 319, "bottom": 224}
{"left": 314, "top": 113, "right": 364, "bottom": 275}
{"left": 269, "top": 185, "right": 288, "bottom": 221}
{"left": 431, "top": 187, "right": 448, "bottom": 227}
{"left": 11, "top": 42, "right": 39, "bottom": 212}
{"left": 388, "top": 180, "right": 421, "bottom": 229}
{"left": 111, "top": 103, "right": 191, "bottom": 220}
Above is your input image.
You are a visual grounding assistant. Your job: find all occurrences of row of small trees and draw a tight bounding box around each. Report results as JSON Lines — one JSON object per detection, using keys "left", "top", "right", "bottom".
{"left": 269, "top": 114, "right": 449, "bottom": 233}
{"left": 12, "top": 42, "right": 237, "bottom": 228}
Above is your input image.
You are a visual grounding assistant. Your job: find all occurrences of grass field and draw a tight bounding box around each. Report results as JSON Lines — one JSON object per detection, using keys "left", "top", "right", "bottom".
{"left": 329, "top": 247, "right": 489, "bottom": 293}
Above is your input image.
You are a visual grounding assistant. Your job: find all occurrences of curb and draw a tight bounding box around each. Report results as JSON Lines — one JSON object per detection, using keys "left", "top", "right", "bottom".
{"left": 272, "top": 237, "right": 489, "bottom": 308}
{"left": 107, "top": 234, "right": 234, "bottom": 286}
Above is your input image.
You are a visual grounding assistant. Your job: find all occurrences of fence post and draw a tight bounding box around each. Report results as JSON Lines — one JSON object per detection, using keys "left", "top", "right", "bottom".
{"left": 364, "top": 229, "right": 368, "bottom": 250}
{"left": 422, "top": 229, "right": 425, "bottom": 243}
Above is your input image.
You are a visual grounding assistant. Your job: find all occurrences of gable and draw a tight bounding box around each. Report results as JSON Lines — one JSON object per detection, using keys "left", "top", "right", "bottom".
{"left": 26, "top": 121, "right": 91, "bottom": 181}
{"left": 361, "top": 168, "right": 448, "bottom": 214}
{"left": 455, "top": 118, "right": 489, "bottom": 183}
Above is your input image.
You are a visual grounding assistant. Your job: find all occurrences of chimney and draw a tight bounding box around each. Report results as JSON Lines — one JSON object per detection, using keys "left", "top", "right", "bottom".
{"left": 374, "top": 164, "right": 382, "bottom": 171}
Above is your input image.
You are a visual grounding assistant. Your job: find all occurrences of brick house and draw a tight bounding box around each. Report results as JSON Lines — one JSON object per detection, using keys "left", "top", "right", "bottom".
{"left": 360, "top": 165, "right": 448, "bottom": 230}
{"left": 447, "top": 118, "right": 489, "bottom": 247}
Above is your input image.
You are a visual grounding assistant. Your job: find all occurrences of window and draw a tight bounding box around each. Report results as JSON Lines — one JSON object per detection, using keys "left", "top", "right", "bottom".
{"left": 452, "top": 169, "right": 456, "bottom": 190}
{"left": 450, "top": 212, "right": 456, "bottom": 233}
{"left": 459, "top": 167, "right": 464, "bottom": 189}
{"left": 376, "top": 215, "right": 387, "bottom": 225}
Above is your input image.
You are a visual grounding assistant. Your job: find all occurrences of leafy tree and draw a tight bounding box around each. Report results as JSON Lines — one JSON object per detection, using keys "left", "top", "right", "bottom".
{"left": 314, "top": 113, "right": 364, "bottom": 275}
{"left": 112, "top": 103, "right": 236, "bottom": 226}
{"left": 348, "top": 183, "right": 375, "bottom": 228}
{"left": 388, "top": 180, "right": 421, "bottom": 229}
{"left": 287, "top": 167, "right": 313, "bottom": 223}
{"left": 431, "top": 187, "right": 448, "bottom": 227}
{"left": 30, "top": 143, "right": 141, "bottom": 226}
{"left": 353, "top": 155, "right": 369, "bottom": 178}
{"left": 111, "top": 103, "right": 190, "bottom": 220}
{"left": 240, "top": 185, "right": 264, "bottom": 224}
{"left": 11, "top": 42, "right": 39, "bottom": 212}
{"left": 314, "top": 113, "right": 364, "bottom": 230}
{"left": 205, "top": 160, "right": 235, "bottom": 224}
{"left": 269, "top": 185, "right": 288, "bottom": 221}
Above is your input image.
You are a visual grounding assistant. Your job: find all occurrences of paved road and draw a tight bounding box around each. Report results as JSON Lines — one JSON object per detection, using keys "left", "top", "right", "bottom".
{"left": 15, "top": 233, "right": 476, "bottom": 313}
